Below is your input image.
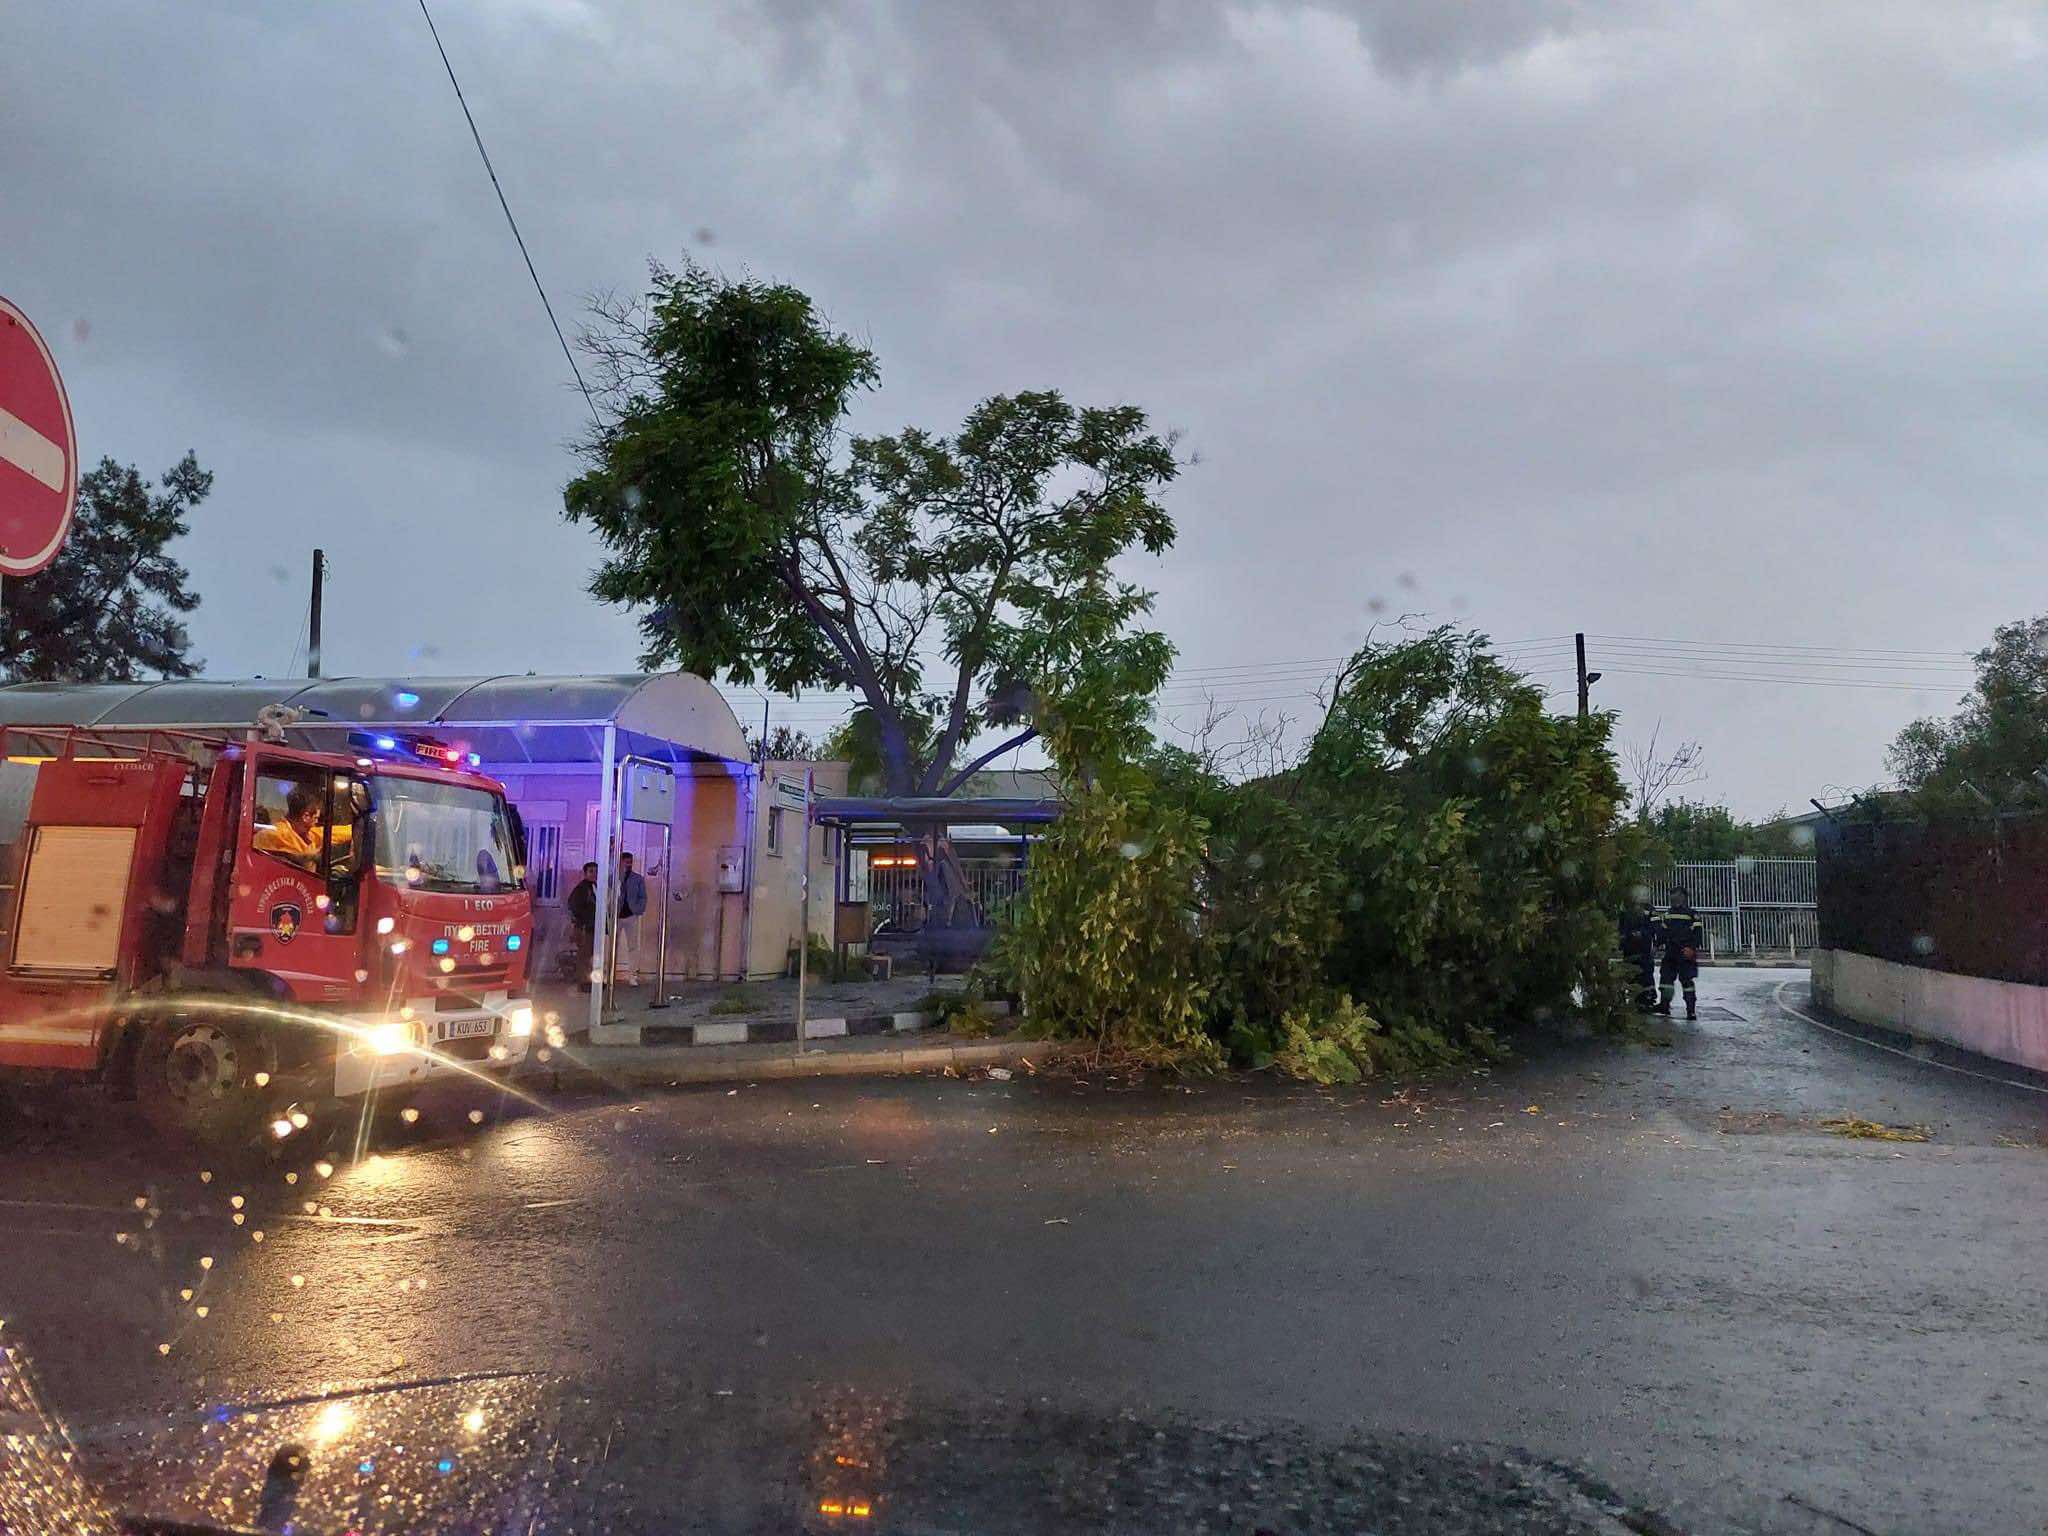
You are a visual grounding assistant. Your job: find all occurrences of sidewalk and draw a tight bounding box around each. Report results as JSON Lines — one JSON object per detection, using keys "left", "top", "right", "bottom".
{"left": 535, "top": 972, "right": 976, "bottom": 1048}
{"left": 527, "top": 1025, "right": 1081, "bottom": 1090}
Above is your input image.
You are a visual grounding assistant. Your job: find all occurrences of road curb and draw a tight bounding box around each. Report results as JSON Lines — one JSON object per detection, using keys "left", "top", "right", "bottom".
{"left": 529, "top": 1033, "right": 1081, "bottom": 1091}
{"left": 583, "top": 998, "right": 1013, "bottom": 1049}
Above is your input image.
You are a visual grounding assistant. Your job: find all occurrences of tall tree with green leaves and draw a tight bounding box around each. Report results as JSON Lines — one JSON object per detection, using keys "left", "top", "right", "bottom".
{"left": 1889, "top": 615, "right": 2048, "bottom": 812}
{"left": 564, "top": 260, "right": 1180, "bottom": 802}
{"left": 1639, "top": 799, "right": 1805, "bottom": 862}
{"left": 1, "top": 452, "right": 209, "bottom": 682}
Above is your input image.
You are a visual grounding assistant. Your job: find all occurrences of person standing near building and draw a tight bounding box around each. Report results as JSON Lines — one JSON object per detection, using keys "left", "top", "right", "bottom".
{"left": 1655, "top": 885, "right": 1705, "bottom": 1020}
{"left": 567, "top": 861, "right": 599, "bottom": 993}
{"left": 616, "top": 851, "right": 649, "bottom": 986}
{"left": 1619, "top": 898, "right": 1658, "bottom": 1011}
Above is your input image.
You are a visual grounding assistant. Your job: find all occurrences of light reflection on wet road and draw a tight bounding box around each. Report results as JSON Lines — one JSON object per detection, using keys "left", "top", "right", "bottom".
{"left": 3, "top": 970, "right": 2046, "bottom": 1534}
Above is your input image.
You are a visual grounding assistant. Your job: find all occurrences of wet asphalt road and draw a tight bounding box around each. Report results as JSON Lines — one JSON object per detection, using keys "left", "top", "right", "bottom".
{"left": 3, "top": 968, "right": 2047, "bottom": 1535}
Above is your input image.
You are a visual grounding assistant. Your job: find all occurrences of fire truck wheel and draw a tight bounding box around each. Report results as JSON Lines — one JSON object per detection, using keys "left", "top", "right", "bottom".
{"left": 135, "top": 1017, "right": 279, "bottom": 1141}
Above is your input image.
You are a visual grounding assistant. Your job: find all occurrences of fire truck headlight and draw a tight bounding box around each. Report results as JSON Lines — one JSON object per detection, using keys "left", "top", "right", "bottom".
{"left": 506, "top": 1004, "right": 534, "bottom": 1037}
{"left": 376, "top": 917, "right": 395, "bottom": 935}
{"left": 364, "top": 1021, "right": 412, "bottom": 1056}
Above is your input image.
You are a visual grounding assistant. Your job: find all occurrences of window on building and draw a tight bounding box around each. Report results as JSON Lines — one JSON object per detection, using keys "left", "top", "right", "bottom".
{"left": 526, "top": 823, "right": 562, "bottom": 902}
{"left": 767, "top": 806, "right": 783, "bottom": 855}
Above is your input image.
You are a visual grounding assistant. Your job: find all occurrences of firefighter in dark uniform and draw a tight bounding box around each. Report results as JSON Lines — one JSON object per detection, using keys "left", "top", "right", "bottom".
{"left": 1619, "top": 899, "right": 1658, "bottom": 1010}
{"left": 1655, "top": 886, "right": 1705, "bottom": 1019}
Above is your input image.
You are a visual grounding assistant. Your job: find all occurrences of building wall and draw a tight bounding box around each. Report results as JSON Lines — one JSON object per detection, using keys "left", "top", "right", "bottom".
{"left": 1811, "top": 947, "right": 2048, "bottom": 1073}
{"left": 745, "top": 760, "right": 849, "bottom": 979}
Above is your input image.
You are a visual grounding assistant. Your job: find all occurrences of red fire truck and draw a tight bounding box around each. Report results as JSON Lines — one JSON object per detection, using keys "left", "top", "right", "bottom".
{"left": 0, "top": 721, "right": 535, "bottom": 1137}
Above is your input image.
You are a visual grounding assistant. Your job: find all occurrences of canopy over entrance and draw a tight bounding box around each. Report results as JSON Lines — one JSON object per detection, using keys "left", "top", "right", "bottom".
{"left": 810, "top": 795, "right": 1061, "bottom": 826}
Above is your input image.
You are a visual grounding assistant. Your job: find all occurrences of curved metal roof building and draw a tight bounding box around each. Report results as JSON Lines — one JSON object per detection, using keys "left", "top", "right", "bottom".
{"left": 0, "top": 673, "right": 749, "bottom": 765}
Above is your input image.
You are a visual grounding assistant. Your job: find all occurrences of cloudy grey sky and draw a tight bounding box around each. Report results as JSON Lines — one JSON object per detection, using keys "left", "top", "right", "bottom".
{"left": 6, "top": 0, "right": 2044, "bottom": 815}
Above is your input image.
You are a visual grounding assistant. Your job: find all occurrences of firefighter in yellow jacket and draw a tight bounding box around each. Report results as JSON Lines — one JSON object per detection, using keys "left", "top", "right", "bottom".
{"left": 1655, "top": 886, "right": 1705, "bottom": 1020}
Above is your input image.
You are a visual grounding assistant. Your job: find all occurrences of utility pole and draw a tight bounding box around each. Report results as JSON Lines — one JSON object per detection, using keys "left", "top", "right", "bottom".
{"left": 1574, "top": 634, "right": 1601, "bottom": 719}
{"left": 308, "top": 549, "right": 325, "bottom": 679}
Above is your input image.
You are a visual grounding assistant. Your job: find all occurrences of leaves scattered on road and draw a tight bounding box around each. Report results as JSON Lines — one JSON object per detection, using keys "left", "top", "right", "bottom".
{"left": 1820, "top": 1113, "right": 1932, "bottom": 1143}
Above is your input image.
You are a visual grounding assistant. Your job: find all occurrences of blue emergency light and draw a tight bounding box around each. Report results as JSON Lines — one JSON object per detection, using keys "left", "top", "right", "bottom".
{"left": 505, "top": 934, "right": 522, "bottom": 951}
{"left": 431, "top": 938, "right": 451, "bottom": 955}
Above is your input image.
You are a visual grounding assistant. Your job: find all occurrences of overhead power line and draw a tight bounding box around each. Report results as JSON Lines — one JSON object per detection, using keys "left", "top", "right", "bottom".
{"left": 1585, "top": 632, "right": 1970, "bottom": 661}
{"left": 416, "top": 0, "right": 596, "bottom": 423}
{"left": 1597, "top": 664, "right": 1959, "bottom": 693}
{"left": 721, "top": 626, "right": 1982, "bottom": 727}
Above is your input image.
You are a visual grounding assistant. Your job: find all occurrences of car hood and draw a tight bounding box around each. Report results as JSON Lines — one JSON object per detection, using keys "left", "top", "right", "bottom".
{"left": 15, "top": 1368, "right": 1656, "bottom": 1535}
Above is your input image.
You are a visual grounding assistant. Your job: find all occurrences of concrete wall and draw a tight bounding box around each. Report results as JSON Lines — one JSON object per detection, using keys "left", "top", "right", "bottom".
{"left": 745, "top": 760, "right": 849, "bottom": 979}
{"left": 1812, "top": 947, "right": 2048, "bottom": 1073}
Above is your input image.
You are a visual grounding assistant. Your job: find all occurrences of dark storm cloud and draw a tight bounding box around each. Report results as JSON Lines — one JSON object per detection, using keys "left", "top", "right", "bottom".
{"left": 5, "top": 0, "right": 2045, "bottom": 810}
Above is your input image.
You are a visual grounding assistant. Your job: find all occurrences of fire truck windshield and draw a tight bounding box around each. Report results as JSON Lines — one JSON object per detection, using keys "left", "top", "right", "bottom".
{"left": 368, "top": 776, "right": 522, "bottom": 894}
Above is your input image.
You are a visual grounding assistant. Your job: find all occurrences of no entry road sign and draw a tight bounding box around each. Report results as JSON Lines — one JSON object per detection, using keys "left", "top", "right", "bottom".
{"left": 0, "top": 296, "right": 78, "bottom": 578}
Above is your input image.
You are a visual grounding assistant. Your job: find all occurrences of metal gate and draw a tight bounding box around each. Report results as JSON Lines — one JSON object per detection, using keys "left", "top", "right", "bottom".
{"left": 1652, "top": 859, "right": 1817, "bottom": 958}
{"left": 865, "top": 860, "right": 1027, "bottom": 929}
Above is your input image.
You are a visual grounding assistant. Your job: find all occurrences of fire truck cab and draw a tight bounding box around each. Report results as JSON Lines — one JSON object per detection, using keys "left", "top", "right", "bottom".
{"left": 0, "top": 723, "right": 535, "bottom": 1137}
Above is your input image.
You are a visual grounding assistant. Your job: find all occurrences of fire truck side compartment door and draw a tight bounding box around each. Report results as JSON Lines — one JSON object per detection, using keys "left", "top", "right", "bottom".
{"left": 14, "top": 825, "right": 135, "bottom": 974}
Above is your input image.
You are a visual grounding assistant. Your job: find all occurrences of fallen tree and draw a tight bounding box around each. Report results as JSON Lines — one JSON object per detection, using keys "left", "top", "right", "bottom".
{"left": 999, "top": 627, "right": 1642, "bottom": 1080}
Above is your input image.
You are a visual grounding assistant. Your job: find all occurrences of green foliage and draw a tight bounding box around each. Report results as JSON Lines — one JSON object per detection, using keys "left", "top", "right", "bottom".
{"left": 566, "top": 262, "right": 878, "bottom": 696}
{"left": 1269, "top": 995, "right": 1381, "bottom": 1084}
{"left": 708, "top": 986, "right": 764, "bottom": 1016}
{"left": 1639, "top": 799, "right": 1807, "bottom": 863}
{"left": 803, "top": 935, "right": 872, "bottom": 983}
{"left": 1199, "top": 790, "right": 1339, "bottom": 1037}
{"left": 1305, "top": 627, "right": 1632, "bottom": 1052}
{"left": 819, "top": 705, "right": 936, "bottom": 794}
{"left": 747, "top": 724, "right": 821, "bottom": 763}
{"left": 912, "top": 987, "right": 990, "bottom": 1033}
{"left": 1000, "top": 624, "right": 1637, "bottom": 1082}
{"left": 1889, "top": 615, "right": 2048, "bottom": 815}
{"left": 566, "top": 260, "right": 1179, "bottom": 798}
{"left": 996, "top": 780, "right": 1219, "bottom": 1069}
{"left": 2, "top": 452, "right": 208, "bottom": 682}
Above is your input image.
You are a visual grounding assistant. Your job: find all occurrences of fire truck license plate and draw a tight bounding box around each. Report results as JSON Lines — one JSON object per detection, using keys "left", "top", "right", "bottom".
{"left": 440, "top": 1017, "right": 494, "bottom": 1041}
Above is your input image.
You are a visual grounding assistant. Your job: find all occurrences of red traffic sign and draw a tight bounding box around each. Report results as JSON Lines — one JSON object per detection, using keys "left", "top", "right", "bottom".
{"left": 0, "top": 296, "right": 78, "bottom": 578}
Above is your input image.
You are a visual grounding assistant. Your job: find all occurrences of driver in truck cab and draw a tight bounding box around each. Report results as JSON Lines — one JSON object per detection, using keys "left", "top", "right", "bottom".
{"left": 252, "top": 785, "right": 352, "bottom": 870}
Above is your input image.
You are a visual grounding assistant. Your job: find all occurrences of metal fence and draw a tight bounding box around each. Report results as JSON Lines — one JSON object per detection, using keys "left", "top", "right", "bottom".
{"left": 1649, "top": 858, "right": 1818, "bottom": 958}
{"left": 1817, "top": 815, "right": 2048, "bottom": 985}
{"left": 865, "top": 861, "right": 1028, "bottom": 930}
